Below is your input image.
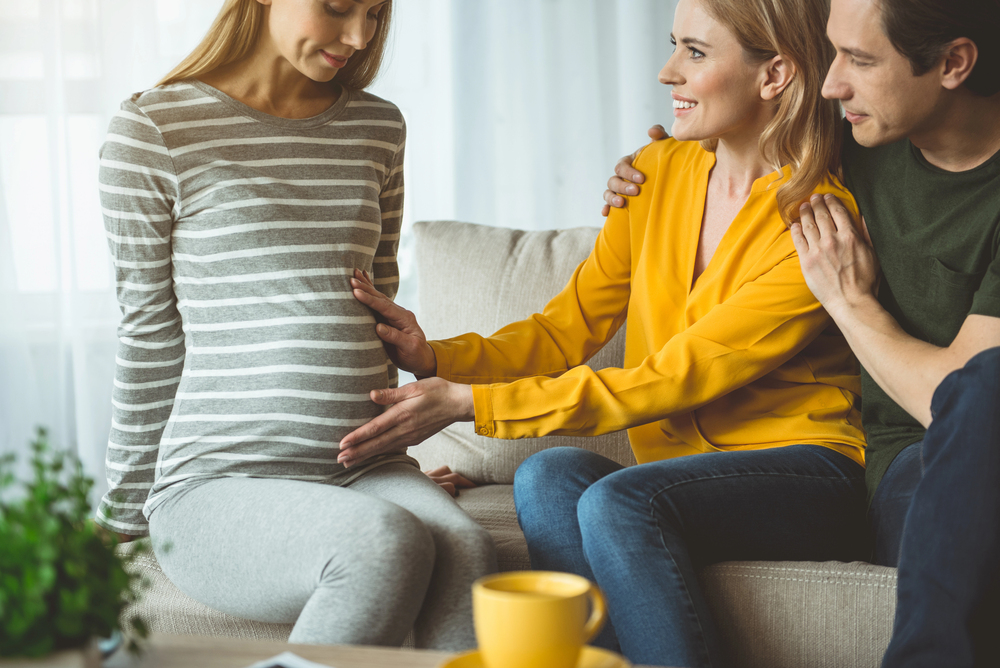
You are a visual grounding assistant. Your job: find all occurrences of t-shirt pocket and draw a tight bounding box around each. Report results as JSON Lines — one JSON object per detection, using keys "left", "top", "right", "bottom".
{"left": 926, "top": 257, "right": 985, "bottom": 342}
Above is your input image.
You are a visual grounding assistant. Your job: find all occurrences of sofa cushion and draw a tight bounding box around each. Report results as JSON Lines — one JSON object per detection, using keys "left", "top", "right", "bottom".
{"left": 409, "top": 220, "right": 635, "bottom": 484}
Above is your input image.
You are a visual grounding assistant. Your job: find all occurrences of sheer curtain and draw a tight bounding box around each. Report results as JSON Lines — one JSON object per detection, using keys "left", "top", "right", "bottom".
{"left": 0, "top": 0, "right": 677, "bottom": 502}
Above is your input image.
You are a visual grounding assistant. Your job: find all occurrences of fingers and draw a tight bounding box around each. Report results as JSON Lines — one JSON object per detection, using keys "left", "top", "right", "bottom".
{"left": 338, "top": 419, "right": 402, "bottom": 466}
{"left": 601, "top": 203, "right": 611, "bottom": 217}
{"left": 789, "top": 221, "right": 808, "bottom": 254}
{"left": 438, "top": 482, "right": 458, "bottom": 497}
{"left": 432, "top": 471, "right": 477, "bottom": 489}
{"left": 369, "top": 382, "right": 419, "bottom": 406}
{"left": 821, "top": 194, "right": 855, "bottom": 233}
{"left": 613, "top": 159, "right": 645, "bottom": 185}
{"left": 339, "top": 404, "right": 400, "bottom": 450}
{"left": 797, "top": 201, "right": 823, "bottom": 248}
{"left": 807, "top": 194, "right": 838, "bottom": 237}
{"left": 647, "top": 124, "right": 668, "bottom": 141}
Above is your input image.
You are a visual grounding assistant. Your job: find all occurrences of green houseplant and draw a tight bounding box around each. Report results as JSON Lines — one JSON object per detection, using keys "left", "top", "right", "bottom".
{"left": 0, "top": 427, "right": 148, "bottom": 664}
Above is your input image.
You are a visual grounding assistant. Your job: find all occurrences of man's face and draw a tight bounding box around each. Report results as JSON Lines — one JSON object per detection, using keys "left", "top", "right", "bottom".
{"left": 823, "top": 0, "right": 945, "bottom": 147}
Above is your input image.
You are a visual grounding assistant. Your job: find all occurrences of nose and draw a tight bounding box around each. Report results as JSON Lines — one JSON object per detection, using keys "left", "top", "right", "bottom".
{"left": 340, "top": 10, "right": 369, "bottom": 51}
{"left": 821, "top": 54, "right": 849, "bottom": 101}
{"left": 658, "top": 50, "right": 682, "bottom": 86}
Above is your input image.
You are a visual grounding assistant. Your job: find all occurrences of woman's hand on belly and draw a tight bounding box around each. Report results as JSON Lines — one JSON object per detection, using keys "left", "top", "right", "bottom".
{"left": 337, "top": 378, "right": 475, "bottom": 468}
{"left": 351, "top": 269, "right": 437, "bottom": 377}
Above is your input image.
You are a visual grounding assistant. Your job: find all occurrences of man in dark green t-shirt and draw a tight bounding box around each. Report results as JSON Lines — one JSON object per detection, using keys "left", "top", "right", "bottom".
{"left": 603, "top": 1, "right": 1000, "bottom": 665}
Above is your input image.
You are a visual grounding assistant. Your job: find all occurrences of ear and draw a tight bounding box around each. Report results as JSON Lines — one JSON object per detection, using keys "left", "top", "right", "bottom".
{"left": 760, "top": 54, "right": 795, "bottom": 101}
{"left": 940, "top": 38, "right": 978, "bottom": 91}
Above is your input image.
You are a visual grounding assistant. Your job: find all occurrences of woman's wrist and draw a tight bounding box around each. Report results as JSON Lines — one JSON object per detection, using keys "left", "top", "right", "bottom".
{"left": 450, "top": 383, "right": 476, "bottom": 422}
{"left": 419, "top": 342, "right": 438, "bottom": 378}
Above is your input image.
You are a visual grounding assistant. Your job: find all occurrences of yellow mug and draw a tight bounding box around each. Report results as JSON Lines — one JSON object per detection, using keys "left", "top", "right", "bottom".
{"left": 472, "top": 571, "right": 607, "bottom": 668}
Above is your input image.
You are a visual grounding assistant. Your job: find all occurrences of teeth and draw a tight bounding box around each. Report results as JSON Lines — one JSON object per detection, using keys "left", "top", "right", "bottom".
{"left": 673, "top": 100, "right": 697, "bottom": 109}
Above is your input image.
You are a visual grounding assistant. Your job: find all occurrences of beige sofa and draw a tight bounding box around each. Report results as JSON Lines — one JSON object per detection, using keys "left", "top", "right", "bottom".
{"left": 118, "top": 220, "right": 897, "bottom": 668}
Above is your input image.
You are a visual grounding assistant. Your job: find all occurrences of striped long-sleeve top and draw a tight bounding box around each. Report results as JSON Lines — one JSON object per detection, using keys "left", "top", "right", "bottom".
{"left": 95, "top": 80, "right": 413, "bottom": 535}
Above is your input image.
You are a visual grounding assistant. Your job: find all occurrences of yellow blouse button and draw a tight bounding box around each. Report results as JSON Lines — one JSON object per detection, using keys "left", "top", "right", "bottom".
{"left": 479, "top": 427, "right": 489, "bottom": 435}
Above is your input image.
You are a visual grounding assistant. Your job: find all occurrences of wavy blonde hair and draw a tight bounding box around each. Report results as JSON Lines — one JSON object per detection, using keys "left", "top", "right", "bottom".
{"left": 700, "top": 0, "right": 842, "bottom": 224}
{"left": 157, "top": 0, "right": 393, "bottom": 91}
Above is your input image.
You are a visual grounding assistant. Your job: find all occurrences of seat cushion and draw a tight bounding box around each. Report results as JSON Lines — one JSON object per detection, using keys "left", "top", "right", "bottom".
{"left": 409, "top": 220, "right": 635, "bottom": 484}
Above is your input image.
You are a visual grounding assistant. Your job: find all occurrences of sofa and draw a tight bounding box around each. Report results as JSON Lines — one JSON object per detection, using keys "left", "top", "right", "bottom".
{"left": 117, "top": 219, "right": 898, "bottom": 668}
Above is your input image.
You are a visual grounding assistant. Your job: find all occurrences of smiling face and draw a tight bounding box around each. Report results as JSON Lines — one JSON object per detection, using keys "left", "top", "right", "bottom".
{"left": 260, "top": 0, "right": 387, "bottom": 83}
{"left": 659, "top": 0, "right": 771, "bottom": 143}
{"left": 822, "top": 0, "right": 945, "bottom": 146}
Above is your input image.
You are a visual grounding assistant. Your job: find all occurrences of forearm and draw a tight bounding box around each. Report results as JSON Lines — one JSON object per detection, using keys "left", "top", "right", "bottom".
{"left": 828, "top": 296, "right": 951, "bottom": 428}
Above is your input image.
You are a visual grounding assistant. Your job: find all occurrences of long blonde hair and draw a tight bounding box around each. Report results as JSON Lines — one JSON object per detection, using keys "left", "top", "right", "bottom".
{"left": 700, "top": 0, "right": 841, "bottom": 224}
{"left": 157, "top": 0, "right": 393, "bottom": 91}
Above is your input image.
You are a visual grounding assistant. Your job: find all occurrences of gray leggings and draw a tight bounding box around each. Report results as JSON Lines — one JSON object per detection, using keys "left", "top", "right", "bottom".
{"left": 148, "top": 463, "right": 497, "bottom": 650}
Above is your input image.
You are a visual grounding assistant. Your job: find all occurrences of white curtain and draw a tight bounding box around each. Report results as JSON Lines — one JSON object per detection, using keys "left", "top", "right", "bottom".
{"left": 0, "top": 0, "right": 677, "bottom": 501}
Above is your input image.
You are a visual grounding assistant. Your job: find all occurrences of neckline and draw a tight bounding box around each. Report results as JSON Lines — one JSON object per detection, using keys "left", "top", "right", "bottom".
{"left": 187, "top": 79, "right": 351, "bottom": 129}
{"left": 687, "top": 149, "right": 789, "bottom": 296}
{"left": 908, "top": 139, "right": 1000, "bottom": 177}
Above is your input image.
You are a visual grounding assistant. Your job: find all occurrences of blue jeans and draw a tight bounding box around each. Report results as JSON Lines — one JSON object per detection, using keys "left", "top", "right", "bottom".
{"left": 513, "top": 443, "right": 868, "bottom": 668}
{"left": 872, "top": 347, "right": 1000, "bottom": 668}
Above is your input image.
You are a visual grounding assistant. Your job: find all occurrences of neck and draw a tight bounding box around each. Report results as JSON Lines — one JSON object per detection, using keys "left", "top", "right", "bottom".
{"left": 710, "top": 131, "right": 775, "bottom": 197}
{"left": 200, "top": 14, "right": 337, "bottom": 119}
{"left": 910, "top": 89, "right": 1000, "bottom": 172}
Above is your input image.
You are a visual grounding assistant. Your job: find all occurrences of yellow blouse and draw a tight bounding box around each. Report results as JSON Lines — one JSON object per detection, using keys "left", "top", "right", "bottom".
{"left": 429, "top": 138, "right": 867, "bottom": 466}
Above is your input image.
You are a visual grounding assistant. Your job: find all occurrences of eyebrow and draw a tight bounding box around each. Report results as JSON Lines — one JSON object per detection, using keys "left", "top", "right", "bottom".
{"left": 670, "top": 34, "right": 712, "bottom": 49}
{"left": 840, "top": 46, "right": 877, "bottom": 60}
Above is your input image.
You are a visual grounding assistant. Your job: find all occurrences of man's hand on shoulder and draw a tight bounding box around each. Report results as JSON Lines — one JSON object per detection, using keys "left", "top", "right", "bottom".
{"left": 601, "top": 124, "right": 669, "bottom": 216}
{"left": 790, "top": 193, "right": 880, "bottom": 317}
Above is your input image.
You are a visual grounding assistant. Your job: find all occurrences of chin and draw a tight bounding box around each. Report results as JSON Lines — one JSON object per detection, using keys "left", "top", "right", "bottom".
{"left": 670, "top": 119, "right": 695, "bottom": 142}
{"left": 850, "top": 121, "right": 906, "bottom": 149}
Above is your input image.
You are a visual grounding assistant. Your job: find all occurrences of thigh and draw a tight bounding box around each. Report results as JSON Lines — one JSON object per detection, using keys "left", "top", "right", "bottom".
{"left": 592, "top": 444, "right": 870, "bottom": 565}
{"left": 346, "top": 462, "right": 484, "bottom": 536}
{"left": 148, "top": 477, "right": 426, "bottom": 624}
{"left": 869, "top": 441, "right": 922, "bottom": 567}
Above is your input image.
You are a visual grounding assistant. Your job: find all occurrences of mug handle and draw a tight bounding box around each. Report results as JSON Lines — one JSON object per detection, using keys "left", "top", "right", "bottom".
{"left": 582, "top": 583, "right": 607, "bottom": 643}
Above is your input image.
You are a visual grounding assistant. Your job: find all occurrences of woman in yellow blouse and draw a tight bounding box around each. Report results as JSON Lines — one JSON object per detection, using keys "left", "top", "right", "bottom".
{"left": 341, "top": 0, "right": 867, "bottom": 665}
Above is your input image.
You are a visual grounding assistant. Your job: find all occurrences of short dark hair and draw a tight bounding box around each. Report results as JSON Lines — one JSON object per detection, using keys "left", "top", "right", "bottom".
{"left": 877, "top": 0, "right": 1000, "bottom": 97}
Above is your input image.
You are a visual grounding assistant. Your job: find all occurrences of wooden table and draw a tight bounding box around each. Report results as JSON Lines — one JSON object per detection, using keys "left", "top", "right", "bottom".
{"left": 103, "top": 634, "right": 454, "bottom": 668}
{"left": 103, "top": 634, "right": 660, "bottom": 668}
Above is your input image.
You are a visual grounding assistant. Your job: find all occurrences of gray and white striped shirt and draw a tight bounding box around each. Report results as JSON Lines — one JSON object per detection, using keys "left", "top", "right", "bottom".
{"left": 96, "top": 81, "right": 412, "bottom": 535}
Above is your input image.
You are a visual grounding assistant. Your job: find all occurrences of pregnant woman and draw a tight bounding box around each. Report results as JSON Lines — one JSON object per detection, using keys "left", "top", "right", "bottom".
{"left": 339, "top": 0, "right": 869, "bottom": 665}
{"left": 93, "top": 0, "right": 494, "bottom": 649}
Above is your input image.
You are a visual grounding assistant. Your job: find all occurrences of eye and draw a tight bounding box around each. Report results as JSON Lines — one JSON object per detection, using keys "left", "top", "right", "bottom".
{"left": 323, "top": 3, "right": 347, "bottom": 17}
{"left": 688, "top": 46, "right": 705, "bottom": 59}
{"left": 850, "top": 57, "right": 871, "bottom": 68}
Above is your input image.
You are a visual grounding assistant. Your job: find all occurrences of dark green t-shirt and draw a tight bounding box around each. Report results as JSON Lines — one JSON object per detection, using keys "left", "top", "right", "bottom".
{"left": 841, "top": 119, "right": 1000, "bottom": 503}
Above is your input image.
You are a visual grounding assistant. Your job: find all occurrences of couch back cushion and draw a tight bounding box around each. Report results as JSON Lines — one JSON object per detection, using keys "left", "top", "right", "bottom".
{"left": 408, "top": 220, "right": 636, "bottom": 484}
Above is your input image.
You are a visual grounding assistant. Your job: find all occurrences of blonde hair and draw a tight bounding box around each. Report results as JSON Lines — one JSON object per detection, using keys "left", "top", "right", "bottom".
{"left": 699, "top": 0, "right": 842, "bottom": 224}
{"left": 157, "top": 0, "right": 393, "bottom": 91}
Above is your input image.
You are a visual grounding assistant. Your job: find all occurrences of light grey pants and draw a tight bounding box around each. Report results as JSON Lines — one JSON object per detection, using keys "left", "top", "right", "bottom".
{"left": 147, "top": 463, "right": 497, "bottom": 650}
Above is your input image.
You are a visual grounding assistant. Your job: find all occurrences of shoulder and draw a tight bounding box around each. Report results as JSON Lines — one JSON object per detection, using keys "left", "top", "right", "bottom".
{"left": 341, "top": 89, "right": 406, "bottom": 148}
{"left": 118, "top": 82, "right": 215, "bottom": 122}
{"left": 811, "top": 170, "right": 861, "bottom": 217}
{"left": 108, "top": 81, "right": 219, "bottom": 139}
{"left": 345, "top": 90, "right": 405, "bottom": 124}
{"left": 633, "top": 137, "right": 712, "bottom": 187}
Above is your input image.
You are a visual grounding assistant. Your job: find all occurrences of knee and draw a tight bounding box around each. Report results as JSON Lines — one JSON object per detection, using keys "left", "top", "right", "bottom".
{"left": 576, "top": 473, "right": 636, "bottom": 543}
{"left": 932, "top": 346, "right": 1000, "bottom": 418}
{"left": 515, "top": 448, "right": 581, "bottom": 498}
{"left": 442, "top": 518, "right": 496, "bottom": 572}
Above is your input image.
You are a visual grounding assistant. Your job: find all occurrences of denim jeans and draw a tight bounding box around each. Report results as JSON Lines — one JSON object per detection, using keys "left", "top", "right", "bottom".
{"left": 513, "top": 443, "right": 868, "bottom": 668}
{"left": 872, "top": 346, "right": 1000, "bottom": 668}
